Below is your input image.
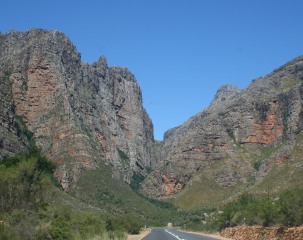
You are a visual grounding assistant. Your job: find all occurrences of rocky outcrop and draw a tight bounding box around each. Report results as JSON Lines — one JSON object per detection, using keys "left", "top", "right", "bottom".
{"left": 0, "top": 68, "right": 27, "bottom": 157}
{"left": 141, "top": 56, "right": 303, "bottom": 199}
{"left": 0, "top": 29, "right": 154, "bottom": 189}
{"left": 221, "top": 226, "right": 303, "bottom": 240}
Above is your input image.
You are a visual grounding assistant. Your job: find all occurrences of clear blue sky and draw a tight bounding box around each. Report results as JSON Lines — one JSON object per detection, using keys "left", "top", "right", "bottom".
{"left": 1, "top": 1, "right": 303, "bottom": 140}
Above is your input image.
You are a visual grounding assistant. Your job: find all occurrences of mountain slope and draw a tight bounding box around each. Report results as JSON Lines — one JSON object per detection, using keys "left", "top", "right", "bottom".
{"left": 141, "top": 56, "right": 303, "bottom": 209}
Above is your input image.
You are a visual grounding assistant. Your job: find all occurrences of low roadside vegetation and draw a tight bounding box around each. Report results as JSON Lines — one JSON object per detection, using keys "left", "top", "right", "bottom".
{"left": 182, "top": 188, "right": 303, "bottom": 232}
{"left": 0, "top": 147, "right": 143, "bottom": 239}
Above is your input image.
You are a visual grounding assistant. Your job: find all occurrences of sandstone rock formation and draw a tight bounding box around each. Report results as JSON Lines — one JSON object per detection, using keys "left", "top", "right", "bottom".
{"left": 0, "top": 29, "right": 154, "bottom": 189}
{"left": 141, "top": 56, "right": 303, "bottom": 200}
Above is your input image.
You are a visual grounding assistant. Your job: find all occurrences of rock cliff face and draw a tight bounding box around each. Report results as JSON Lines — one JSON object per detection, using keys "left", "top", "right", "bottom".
{"left": 141, "top": 56, "right": 303, "bottom": 199}
{"left": 0, "top": 29, "right": 154, "bottom": 189}
{"left": 0, "top": 66, "right": 27, "bottom": 156}
{"left": 1, "top": 29, "right": 303, "bottom": 203}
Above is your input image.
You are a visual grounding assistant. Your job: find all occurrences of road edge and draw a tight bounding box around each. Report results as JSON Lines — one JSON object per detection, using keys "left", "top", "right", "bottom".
{"left": 127, "top": 229, "right": 151, "bottom": 240}
{"left": 178, "top": 229, "right": 232, "bottom": 240}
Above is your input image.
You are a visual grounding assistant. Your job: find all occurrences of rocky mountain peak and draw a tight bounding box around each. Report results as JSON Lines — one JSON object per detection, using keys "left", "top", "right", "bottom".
{"left": 210, "top": 84, "right": 241, "bottom": 108}
{"left": 0, "top": 29, "right": 154, "bottom": 190}
{"left": 97, "top": 55, "right": 108, "bottom": 68}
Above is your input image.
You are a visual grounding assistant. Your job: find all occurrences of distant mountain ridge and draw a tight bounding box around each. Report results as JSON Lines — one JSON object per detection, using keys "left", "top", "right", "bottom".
{"left": 1, "top": 29, "right": 303, "bottom": 208}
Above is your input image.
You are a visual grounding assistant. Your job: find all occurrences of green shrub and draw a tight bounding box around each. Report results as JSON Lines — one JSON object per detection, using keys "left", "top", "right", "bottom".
{"left": 279, "top": 188, "right": 303, "bottom": 226}
{"left": 130, "top": 173, "right": 145, "bottom": 192}
{"left": 0, "top": 147, "right": 55, "bottom": 213}
{"left": 50, "top": 216, "right": 73, "bottom": 240}
{"left": 253, "top": 161, "right": 261, "bottom": 171}
{"left": 0, "top": 221, "right": 19, "bottom": 240}
{"left": 75, "top": 213, "right": 106, "bottom": 238}
{"left": 14, "top": 115, "right": 35, "bottom": 147}
{"left": 117, "top": 147, "right": 129, "bottom": 164}
{"left": 105, "top": 215, "right": 143, "bottom": 235}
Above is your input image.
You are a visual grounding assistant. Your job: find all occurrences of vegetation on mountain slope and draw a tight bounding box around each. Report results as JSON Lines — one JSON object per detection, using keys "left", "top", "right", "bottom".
{"left": 70, "top": 163, "right": 182, "bottom": 227}
{"left": 0, "top": 147, "right": 149, "bottom": 239}
{"left": 182, "top": 188, "right": 303, "bottom": 232}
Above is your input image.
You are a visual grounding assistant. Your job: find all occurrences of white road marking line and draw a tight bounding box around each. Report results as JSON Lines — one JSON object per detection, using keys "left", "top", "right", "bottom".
{"left": 165, "top": 229, "right": 186, "bottom": 240}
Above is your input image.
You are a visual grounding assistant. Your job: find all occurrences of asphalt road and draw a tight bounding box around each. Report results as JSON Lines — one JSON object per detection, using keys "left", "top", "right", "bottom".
{"left": 142, "top": 228, "right": 220, "bottom": 240}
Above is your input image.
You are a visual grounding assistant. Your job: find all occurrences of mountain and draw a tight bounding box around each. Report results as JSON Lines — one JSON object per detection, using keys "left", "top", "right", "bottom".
{"left": 0, "top": 29, "right": 155, "bottom": 190}
{"left": 1, "top": 29, "right": 303, "bottom": 212}
{"left": 141, "top": 55, "right": 303, "bottom": 209}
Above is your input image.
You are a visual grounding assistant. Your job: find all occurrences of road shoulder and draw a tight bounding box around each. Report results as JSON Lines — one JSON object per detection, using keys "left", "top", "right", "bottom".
{"left": 127, "top": 229, "right": 151, "bottom": 240}
{"left": 178, "top": 229, "right": 232, "bottom": 240}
